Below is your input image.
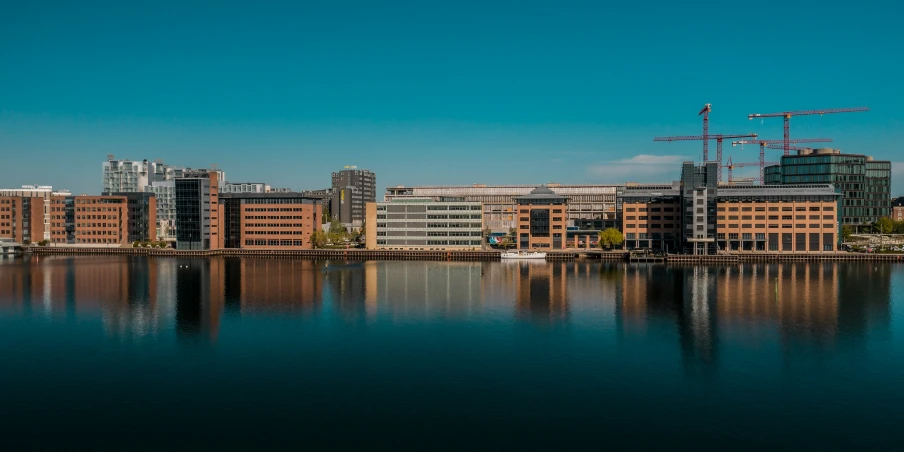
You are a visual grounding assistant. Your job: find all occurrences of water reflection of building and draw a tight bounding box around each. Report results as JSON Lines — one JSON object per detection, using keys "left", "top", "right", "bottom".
{"left": 216, "top": 258, "right": 323, "bottom": 315}
{"left": 513, "top": 261, "right": 568, "bottom": 323}
{"left": 616, "top": 262, "right": 883, "bottom": 372}
{"left": 367, "top": 261, "right": 482, "bottom": 319}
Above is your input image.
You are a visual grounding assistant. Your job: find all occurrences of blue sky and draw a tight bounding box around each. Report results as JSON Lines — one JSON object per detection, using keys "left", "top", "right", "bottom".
{"left": 1, "top": 0, "right": 902, "bottom": 196}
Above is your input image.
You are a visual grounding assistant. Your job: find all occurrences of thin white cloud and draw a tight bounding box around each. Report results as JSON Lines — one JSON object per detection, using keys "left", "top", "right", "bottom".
{"left": 587, "top": 154, "right": 690, "bottom": 183}
{"left": 615, "top": 154, "right": 690, "bottom": 165}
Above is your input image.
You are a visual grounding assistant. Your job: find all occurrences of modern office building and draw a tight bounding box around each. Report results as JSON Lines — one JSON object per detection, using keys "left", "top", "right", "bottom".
{"left": 631, "top": 162, "right": 843, "bottom": 254}
{"left": 764, "top": 148, "right": 891, "bottom": 230}
{"left": 514, "top": 186, "right": 568, "bottom": 250}
{"left": 0, "top": 185, "right": 71, "bottom": 243}
{"left": 217, "top": 193, "right": 322, "bottom": 249}
{"left": 102, "top": 192, "right": 158, "bottom": 242}
{"left": 619, "top": 183, "right": 682, "bottom": 252}
{"left": 146, "top": 181, "right": 176, "bottom": 240}
{"left": 366, "top": 198, "right": 483, "bottom": 250}
{"left": 385, "top": 183, "right": 618, "bottom": 232}
{"left": 71, "top": 196, "right": 129, "bottom": 245}
{"left": 331, "top": 167, "right": 376, "bottom": 228}
{"left": 714, "top": 185, "right": 840, "bottom": 253}
{"left": 175, "top": 169, "right": 220, "bottom": 250}
{"left": 680, "top": 162, "right": 721, "bottom": 254}
{"left": 300, "top": 188, "right": 333, "bottom": 222}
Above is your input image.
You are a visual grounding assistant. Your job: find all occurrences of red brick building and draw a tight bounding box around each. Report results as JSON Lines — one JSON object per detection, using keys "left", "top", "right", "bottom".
{"left": 216, "top": 193, "right": 322, "bottom": 249}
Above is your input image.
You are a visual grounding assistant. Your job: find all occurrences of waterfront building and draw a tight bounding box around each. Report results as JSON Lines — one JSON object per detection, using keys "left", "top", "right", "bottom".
{"left": 102, "top": 192, "right": 158, "bottom": 242}
{"left": 618, "top": 183, "right": 682, "bottom": 252}
{"left": 300, "top": 188, "right": 333, "bottom": 222}
{"left": 384, "top": 183, "right": 618, "bottom": 232}
{"left": 892, "top": 197, "right": 904, "bottom": 221}
{"left": 514, "top": 186, "right": 568, "bottom": 250}
{"left": 676, "top": 161, "right": 840, "bottom": 254}
{"left": 331, "top": 167, "right": 376, "bottom": 228}
{"left": 216, "top": 192, "right": 322, "bottom": 249}
{"left": 366, "top": 198, "right": 483, "bottom": 250}
{"left": 0, "top": 185, "right": 71, "bottom": 243}
{"left": 71, "top": 195, "right": 129, "bottom": 245}
{"left": 175, "top": 169, "right": 220, "bottom": 250}
{"left": 714, "top": 185, "right": 839, "bottom": 252}
{"left": 764, "top": 148, "right": 891, "bottom": 230}
{"left": 146, "top": 181, "right": 176, "bottom": 240}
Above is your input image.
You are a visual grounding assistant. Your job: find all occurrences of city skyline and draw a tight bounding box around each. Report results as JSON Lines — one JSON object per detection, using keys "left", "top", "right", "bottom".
{"left": 2, "top": 1, "right": 902, "bottom": 195}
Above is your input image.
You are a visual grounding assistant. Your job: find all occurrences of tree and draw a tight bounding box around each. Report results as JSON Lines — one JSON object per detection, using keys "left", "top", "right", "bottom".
{"left": 841, "top": 225, "right": 853, "bottom": 243}
{"left": 329, "top": 218, "right": 345, "bottom": 234}
{"left": 508, "top": 227, "right": 516, "bottom": 237}
{"left": 875, "top": 217, "right": 895, "bottom": 234}
{"left": 310, "top": 230, "right": 327, "bottom": 248}
{"left": 499, "top": 237, "right": 514, "bottom": 250}
{"left": 895, "top": 221, "right": 904, "bottom": 235}
{"left": 598, "top": 228, "right": 624, "bottom": 250}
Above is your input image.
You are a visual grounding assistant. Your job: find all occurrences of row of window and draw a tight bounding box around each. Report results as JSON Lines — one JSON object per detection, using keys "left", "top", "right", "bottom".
{"left": 719, "top": 206, "right": 832, "bottom": 212}
{"left": 244, "top": 207, "right": 309, "bottom": 212}
{"left": 717, "top": 215, "right": 834, "bottom": 221}
{"left": 244, "top": 223, "right": 310, "bottom": 228}
{"left": 625, "top": 207, "right": 677, "bottom": 212}
{"left": 75, "top": 223, "right": 120, "bottom": 228}
{"left": 625, "top": 216, "right": 676, "bottom": 221}
{"left": 243, "top": 215, "right": 309, "bottom": 220}
{"left": 245, "top": 231, "right": 309, "bottom": 235}
{"left": 244, "top": 239, "right": 306, "bottom": 246}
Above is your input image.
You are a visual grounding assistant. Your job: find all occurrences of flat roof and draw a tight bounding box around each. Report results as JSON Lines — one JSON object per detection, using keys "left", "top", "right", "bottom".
{"left": 219, "top": 192, "right": 322, "bottom": 199}
{"left": 716, "top": 184, "right": 839, "bottom": 197}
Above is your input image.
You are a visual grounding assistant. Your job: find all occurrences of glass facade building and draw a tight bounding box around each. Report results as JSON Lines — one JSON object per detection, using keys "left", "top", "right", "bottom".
{"left": 763, "top": 149, "right": 891, "bottom": 230}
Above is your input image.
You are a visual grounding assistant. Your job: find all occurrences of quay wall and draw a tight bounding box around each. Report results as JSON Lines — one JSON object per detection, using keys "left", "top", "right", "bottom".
{"left": 23, "top": 247, "right": 904, "bottom": 263}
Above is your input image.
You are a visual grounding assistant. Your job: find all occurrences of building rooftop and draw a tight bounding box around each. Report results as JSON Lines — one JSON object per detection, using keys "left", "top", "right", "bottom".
{"left": 716, "top": 184, "right": 839, "bottom": 197}
{"left": 514, "top": 185, "right": 569, "bottom": 201}
{"left": 219, "top": 192, "right": 322, "bottom": 199}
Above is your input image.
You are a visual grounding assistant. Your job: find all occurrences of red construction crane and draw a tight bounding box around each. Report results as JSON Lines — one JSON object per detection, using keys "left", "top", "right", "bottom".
{"left": 653, "top": 133, "right": 757, "bottom": 183}
{"left": 747, "top": 107, "right": 868, "bottom": 155}
{"left": 731, "top": 138, "right": 833, "bottom": 183}
{"left": 726, "top": 156, "right": 778, "bottom": 184}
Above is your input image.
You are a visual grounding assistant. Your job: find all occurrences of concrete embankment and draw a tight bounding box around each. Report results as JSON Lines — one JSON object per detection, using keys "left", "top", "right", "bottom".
{"left": 23, "top": 247, "right": 904, "bottom": 263}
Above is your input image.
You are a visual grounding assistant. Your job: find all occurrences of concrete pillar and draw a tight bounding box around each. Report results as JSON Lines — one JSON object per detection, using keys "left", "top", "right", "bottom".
{"left": 584, "top": 235, "right": 590, "bottom": 250}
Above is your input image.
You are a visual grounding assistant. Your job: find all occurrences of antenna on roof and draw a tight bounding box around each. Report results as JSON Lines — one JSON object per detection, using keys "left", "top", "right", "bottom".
{"left": 154, "top": 158, "right": 163, "bottom": 164}
{"left": 107, "top": 154, "right": 115, "bottom": 161}
{"left": 211, "top": 163, "right": 218, "bottom": 170}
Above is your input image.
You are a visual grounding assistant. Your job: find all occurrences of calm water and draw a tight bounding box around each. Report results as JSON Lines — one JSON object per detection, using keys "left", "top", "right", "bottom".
{"left": 1, "top": 255, "right": 903, "bottom": 449}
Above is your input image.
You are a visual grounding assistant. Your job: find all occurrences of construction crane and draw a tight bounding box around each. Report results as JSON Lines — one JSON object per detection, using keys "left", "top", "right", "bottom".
{"left": 726, "top": 156, "right": 779, "bottom": 184}
{"left": 699, "top": 104, "right": 711, "bottom": 161}
{"left": 653, "top": 133, "right": 757, "bottom": 183}
{"left": 731, "top": 138, "right": 833, "bottom": 182}
{"left": 747, "top": 107, "right": 868, "bottom": 155}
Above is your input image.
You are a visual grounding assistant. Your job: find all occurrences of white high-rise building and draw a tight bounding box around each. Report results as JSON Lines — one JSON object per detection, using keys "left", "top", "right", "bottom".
{"left": 102, "top": 156, "right": 184, "bottom": 193}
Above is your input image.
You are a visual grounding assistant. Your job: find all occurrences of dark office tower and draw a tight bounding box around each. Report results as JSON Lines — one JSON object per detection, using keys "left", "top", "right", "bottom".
{"left": 330, "top": 166, "right": 376, "bottom": 228}
{"left": 764, "top": 148, "right": 891, "bottom": 231}
{"left": 175, "top": 170, "right": 220, "bottom": 250}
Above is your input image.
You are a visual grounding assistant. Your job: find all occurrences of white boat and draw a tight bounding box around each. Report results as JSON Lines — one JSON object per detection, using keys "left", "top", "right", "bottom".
{"left": 501, "top": 250, "right": 547, "bottom": 260}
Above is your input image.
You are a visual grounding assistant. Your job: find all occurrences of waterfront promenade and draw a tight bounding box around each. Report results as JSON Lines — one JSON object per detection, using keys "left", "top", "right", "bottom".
{"left": 23, "top": 246, "right": 904, "bottom": 263}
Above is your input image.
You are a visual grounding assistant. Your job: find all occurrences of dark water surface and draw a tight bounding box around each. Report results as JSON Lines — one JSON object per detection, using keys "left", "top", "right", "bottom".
{"left": 1, "top": 255, "right": 903, "bottom": 449}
